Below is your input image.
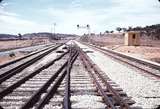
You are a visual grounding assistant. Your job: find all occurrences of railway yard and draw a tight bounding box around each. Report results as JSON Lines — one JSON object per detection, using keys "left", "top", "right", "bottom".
{"left": 0, "top": 40, "right": 159, "bottom": 109}
{"left": 1, "top": 0, "right": 160, "bottom": 108}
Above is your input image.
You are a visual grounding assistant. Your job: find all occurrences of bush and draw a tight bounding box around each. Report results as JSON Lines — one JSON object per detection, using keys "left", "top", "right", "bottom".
{"left": 9, "top": 52, "right": 15, "bottom": 57}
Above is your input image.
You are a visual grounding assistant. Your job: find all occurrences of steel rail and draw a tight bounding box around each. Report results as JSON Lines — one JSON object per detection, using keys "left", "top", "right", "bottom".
{"left": 83, "top": 43, "right": 160, "bottom": 79}
{"left": 101, "top": 50, "right": 160, "bottom": 79}
{"left": 79, "top": 52, "right": 116, "bottom": 109}
{"left": 20, "top": 60, "right": 68, "bottom": 109}
{"left": 0, "top": 51, "right": 68, "bottom": 99}
{"left": 81, "top": 50, "right": 131, "bottom": 108}
{"left": 0, "top": 44, "right": 62, "bottom": 83}
{"left": 34, "top": 50, "right": 78, "bottom": 109}
{"left": 0, "top": 43, "right": 55, "bottom": 69}
{"left": 93, "top": 44, "right": 160, "bottom": 70}
{"left": 63, "top": 47, "right": 72, "bottom": 109}
{"left": 79, "top": 48, "right": 131, "bottom": 109}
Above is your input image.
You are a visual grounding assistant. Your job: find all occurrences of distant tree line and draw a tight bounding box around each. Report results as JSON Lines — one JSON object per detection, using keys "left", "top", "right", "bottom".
{"left": 114, "top": 24, "right": 160, "bottom": 40}
{"left": 105, "top": 30, "right": 114, "bottom": 33}
{"left": 0, "top": 32, "right": 76, "bottom": 40}
{"left": 130, "top": 24, "right": 160, "bottom": 40}
{"left": 133, "top": 24, "right": 160, "bottom": 39}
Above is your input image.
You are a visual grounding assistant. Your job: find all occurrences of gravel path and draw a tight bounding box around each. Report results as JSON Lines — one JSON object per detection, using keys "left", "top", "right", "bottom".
{"left": 76, "top": 41, "right": 160, "bottom": 109}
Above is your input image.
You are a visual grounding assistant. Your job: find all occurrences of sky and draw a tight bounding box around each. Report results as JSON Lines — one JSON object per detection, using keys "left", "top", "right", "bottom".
{"left": 0, "top": 0, "right": 160, "bottom": 35}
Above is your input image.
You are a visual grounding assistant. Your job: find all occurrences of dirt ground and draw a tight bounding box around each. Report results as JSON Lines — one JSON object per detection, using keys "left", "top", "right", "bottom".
{"left": 0, "top": 39, "right": 49, "bottom": 51}
{"left": 0, "top": 39, "right": 50, "bottom": 65}
{"left": 107, "top": 45, "right": 160, "bottom": 63}
{"left": 0, "top": 52, "right": 25, "bottom": 65}
{"left": 88, "top": 35, "right": 160, "bottom": 63}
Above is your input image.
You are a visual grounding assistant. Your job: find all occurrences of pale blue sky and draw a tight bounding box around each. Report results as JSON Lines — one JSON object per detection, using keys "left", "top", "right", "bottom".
{"left": 0, "top": 0, "right": 160, "bottom": 34}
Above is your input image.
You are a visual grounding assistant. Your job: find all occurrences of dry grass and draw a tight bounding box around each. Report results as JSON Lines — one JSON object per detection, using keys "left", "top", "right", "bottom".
{"left": 89, "top": 34, "right": 160, "bottom": 63}
{"left": 0, "top": 39, "right": 49, "bottom": 51}
{"left": 0, "top": 38, "right": 50, "bottom": 65}
{"left": 114, "top": 46, "right": 160, "bottom": 63}
{"left": 0, "top": 53, "right": 25, "bottom": 65}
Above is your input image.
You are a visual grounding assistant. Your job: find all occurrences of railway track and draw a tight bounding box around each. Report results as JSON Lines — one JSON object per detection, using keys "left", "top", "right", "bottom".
{"left": 78, "top": 48, "right": 135, "bottom": 108}
{"left": 0, "top": 45, "right": 70, "bottom": 109}
{"left": 0, "top": 43, "right": 58, "bottom": 69}
{"left": 81, "top": 42, "right": 160, "bottom": 79}
{"left": 0, "top": 43, "right": 135, "bottom": 109}
{"left": 0, "top": 43, "right": 63, "bottom": 84}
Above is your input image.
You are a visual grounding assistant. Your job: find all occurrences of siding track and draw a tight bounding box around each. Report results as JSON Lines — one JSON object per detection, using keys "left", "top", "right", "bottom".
{"left": 0, "top": 43, "right": 135, "bottom": 109}
{"left": 82, "top": 42, "right": 160, "bottom": 79}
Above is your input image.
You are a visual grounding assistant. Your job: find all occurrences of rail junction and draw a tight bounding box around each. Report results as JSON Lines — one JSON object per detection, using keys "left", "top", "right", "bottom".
{"left": 0, "top": 40, "right": 159, "bottom": 109}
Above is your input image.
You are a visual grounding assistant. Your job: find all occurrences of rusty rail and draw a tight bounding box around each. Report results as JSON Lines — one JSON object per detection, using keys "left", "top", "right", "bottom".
{"left": 79, "top": 48, "right": 131, "bottom": 109}
{"left": 83, "top": 42, "right": 160, "bottom": 79}
{"left": 35, "top": 48, "right": 78, "bottom": 109}
{"left": 0, "top": 43, "right": 56, "bottom": 69}
{"left": 0, "top": 44, "right": 63, "bottom": 83}
{"left": 63, "top": 47, "right": 72, "bottom": 109}
{"left": 0, "top": 51, "right": 68, "bottom": 99}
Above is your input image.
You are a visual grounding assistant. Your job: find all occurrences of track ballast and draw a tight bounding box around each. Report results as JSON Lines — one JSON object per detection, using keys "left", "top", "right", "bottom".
{"left": 0, "top": 43, "right": 135, "bottom": 109}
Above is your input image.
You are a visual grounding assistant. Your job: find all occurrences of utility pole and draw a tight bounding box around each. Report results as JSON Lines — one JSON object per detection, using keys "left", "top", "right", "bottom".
{"left": 51, "top": 23, "right": 56, "bottom": 41}
{"left": 86, "top": 24, "right": 91, "bottom": 37}
{"left": 53, "top": 23, "right": 56, "bottom": 39}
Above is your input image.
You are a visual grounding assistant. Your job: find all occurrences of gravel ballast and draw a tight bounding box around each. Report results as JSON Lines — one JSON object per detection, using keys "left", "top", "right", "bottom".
{"left": 75, "top": 41, "right": 160, "bottom": 109}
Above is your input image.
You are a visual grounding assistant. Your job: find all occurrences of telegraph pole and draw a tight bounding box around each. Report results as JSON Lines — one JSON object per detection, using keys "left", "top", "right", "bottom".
{"left": 50, "top": 23, "right": 56, "bottom": 41}
{"left": 53, "top": 23, "right": 56, "bottom": 39}
{"left": 86, "top": 24, "right": 91, "bottom": 37}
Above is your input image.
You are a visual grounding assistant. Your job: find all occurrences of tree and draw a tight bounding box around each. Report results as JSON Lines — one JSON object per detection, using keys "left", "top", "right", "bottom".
{"left": 127, "top": 26, "right": 132, "bottom": 31}
{"left": 116, "top": 27, "right": 122, "bottom": 32}
{"left": 110, "top": 30, "right": 114, "bottom": 33}
{"left": 122, "top": 28, "right": 127, "bottom": 32}
{"left": 105, "top": 30, "right": 109, "bottom": 33}
{"left": 128, "top": 24, "right": 160, "bottom": 40}
{"left": 18, "top": 33, "right": 22, "bottom": 40}
{"left": 0, "top": 0, "right": 3, "bottom": 3}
